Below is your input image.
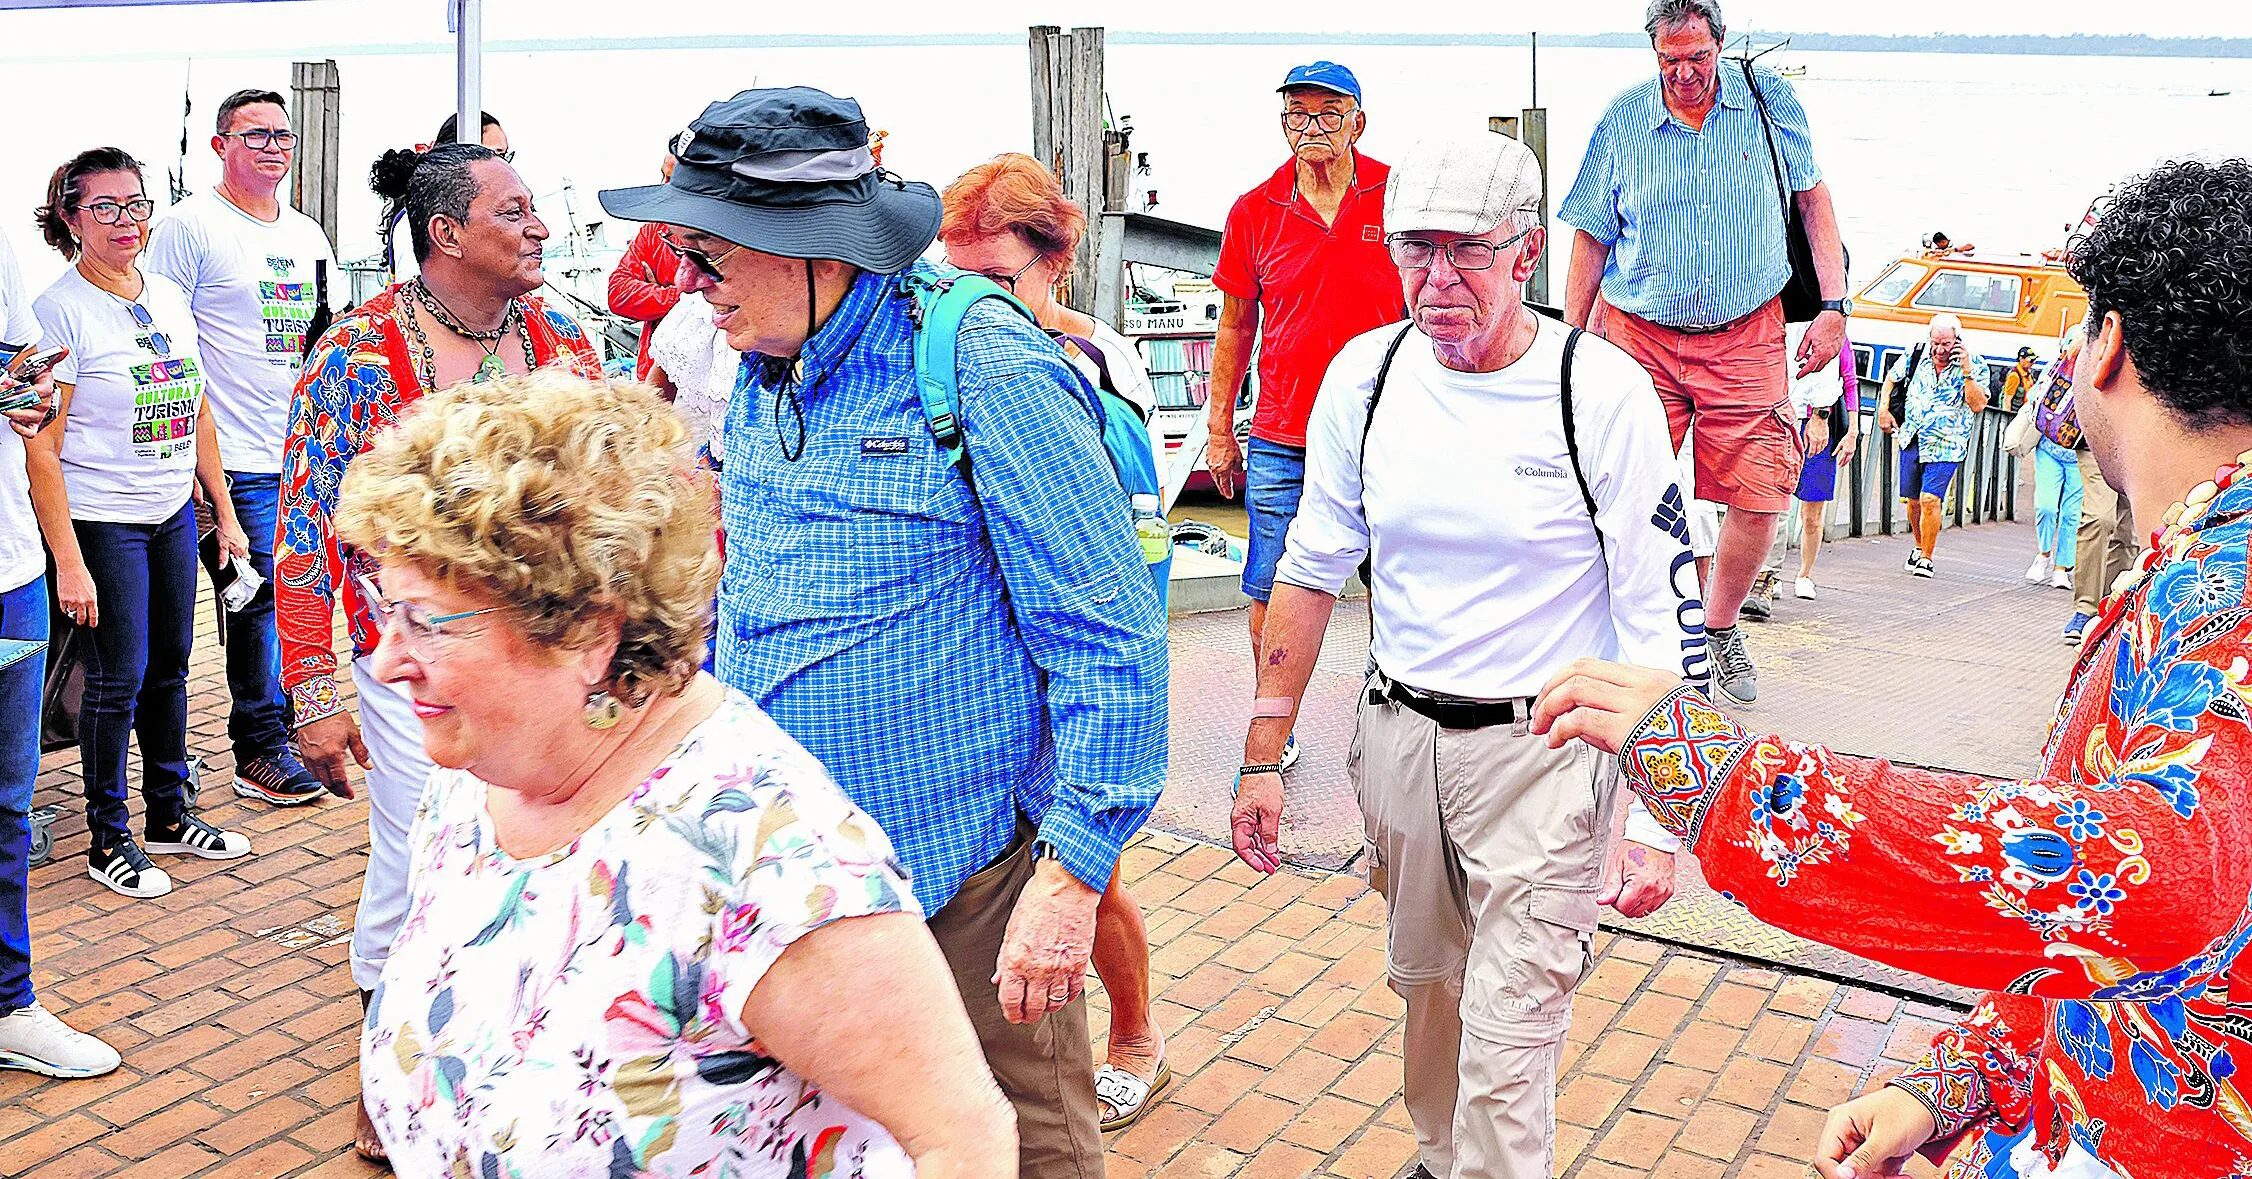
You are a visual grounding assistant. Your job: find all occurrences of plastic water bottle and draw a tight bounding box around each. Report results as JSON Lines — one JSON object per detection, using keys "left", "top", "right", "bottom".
{"left": 1132, "top": 494, "right": 1169, "bottom": 565}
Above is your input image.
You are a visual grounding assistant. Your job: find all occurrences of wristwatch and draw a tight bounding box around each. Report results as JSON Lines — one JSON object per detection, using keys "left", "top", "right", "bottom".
{"left": 1820, "top": 298, "right": 1852, "bottom": 316}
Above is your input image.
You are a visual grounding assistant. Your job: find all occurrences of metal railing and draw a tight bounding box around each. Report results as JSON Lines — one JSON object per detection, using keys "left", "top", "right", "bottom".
{"left": 1823, "top": 402, "right": 2020, "bottom": 539}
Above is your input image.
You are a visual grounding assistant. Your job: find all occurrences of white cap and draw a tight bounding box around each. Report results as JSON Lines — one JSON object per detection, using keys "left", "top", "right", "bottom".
{"left": 1383, "top": 132, "right": 1545, "bottom": 237}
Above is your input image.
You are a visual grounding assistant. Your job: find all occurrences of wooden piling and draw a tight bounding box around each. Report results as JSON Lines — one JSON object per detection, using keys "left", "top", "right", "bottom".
{"left": 289, "top": 60, "right": 342, "bottom": 249}
{"left": 1027, "top": 25, "right": 1108, "bottom": 314}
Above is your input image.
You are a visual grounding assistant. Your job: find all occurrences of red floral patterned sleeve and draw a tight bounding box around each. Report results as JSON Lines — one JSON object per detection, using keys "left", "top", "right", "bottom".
{"left": 1619, "top": 666, "right": 2252, "bottom": 998}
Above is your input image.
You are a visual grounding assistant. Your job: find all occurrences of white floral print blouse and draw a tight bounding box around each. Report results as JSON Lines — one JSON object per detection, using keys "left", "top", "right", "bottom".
{"left": 361, "top": 689, "right": 922, "bottom": 1178}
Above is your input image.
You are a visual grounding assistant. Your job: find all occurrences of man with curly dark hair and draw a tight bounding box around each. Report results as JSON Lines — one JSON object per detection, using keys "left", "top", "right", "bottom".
{"left": 1530, "top": 155, "right": 2252, "bottom": 1179}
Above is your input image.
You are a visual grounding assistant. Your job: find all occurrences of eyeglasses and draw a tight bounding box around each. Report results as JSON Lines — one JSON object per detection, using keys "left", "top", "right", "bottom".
{"left": 1281, "top": 110, "right": 1351, "bottom": 133}
{"left": 222, "top": 129, "right": 298, "bottom": 151}
{"left": 1387, "top": 227, "right": 1535, "bottom": 272}
{"left": 978, "top": 255, "right": 1042, "bottom": 294}
{"left": 661, "top": 231, "right": 739, "bottom": 283}
{"left": 124, "top": 302, "right": 172, "bottom": 357}
{"left": 497, "top": 149, "right": 517, "bottom": 163}
{"left": 78, "top": 199, "right": 155, "bottom": 226}
{"left": 350, "top": 568, "right": 507, "bottom": 662}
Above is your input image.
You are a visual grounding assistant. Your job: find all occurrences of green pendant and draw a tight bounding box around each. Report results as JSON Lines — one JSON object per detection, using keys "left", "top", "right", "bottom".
{"left": 474, "top": 354, "right": 506, "bottom": 383}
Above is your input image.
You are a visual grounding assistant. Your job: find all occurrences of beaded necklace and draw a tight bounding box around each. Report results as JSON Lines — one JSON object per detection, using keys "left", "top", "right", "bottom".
{"left": 401, "top": 279, "right": 533, "bottom": 388}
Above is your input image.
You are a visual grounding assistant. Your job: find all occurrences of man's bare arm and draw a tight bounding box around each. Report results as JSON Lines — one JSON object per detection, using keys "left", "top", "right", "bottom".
{"left": 1244, "top": 582, "right": 1343, "bottom": 765}
{"left": 1564, "top": 230, "right": 1610, "bottom": 329}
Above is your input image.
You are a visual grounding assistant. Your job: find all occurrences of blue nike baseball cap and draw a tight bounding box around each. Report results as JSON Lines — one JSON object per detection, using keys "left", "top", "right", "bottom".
{"left": 1278, "top": 61, "right": 1362, "bottom": 104}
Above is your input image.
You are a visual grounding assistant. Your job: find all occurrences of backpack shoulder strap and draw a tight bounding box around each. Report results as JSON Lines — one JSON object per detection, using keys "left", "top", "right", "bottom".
{"left": 903, "top": 270, "right": 1039, "bottom": 491}
{"left": 1358, "top": 323, "right": 1420, "bottom": 458}
{"left": 1560, "top": 326, "right": 1601, "bottom": 525}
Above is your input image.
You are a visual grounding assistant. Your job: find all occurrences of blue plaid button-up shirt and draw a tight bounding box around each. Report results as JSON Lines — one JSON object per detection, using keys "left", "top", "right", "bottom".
{"left": 715, "top": 263, "right": 1169, "bottom": 916}
{"left": 1559, "top": 63, "right": 1822, "bottom": 328}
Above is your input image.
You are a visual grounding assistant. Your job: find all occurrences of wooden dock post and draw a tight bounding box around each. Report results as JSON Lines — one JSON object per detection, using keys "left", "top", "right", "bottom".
{"left": 1520, "top": 106, "right": 1550, "bottom": 304}
{"left": 1487, "top": 110, "right": 1551, "bottom": 305}
{"left": 1027, "top": 25, "right": 1107, "bottom": 314}
{"left": 290, "top": 60, "right": 342, "bottom": 249}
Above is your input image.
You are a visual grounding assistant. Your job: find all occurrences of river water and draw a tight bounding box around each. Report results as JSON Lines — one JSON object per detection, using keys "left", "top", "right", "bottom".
{"left": 3, "top": 39, "right": 2247, "bottom": 294}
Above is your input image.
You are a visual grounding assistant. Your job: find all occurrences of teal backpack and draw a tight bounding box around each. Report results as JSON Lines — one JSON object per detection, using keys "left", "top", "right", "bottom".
{"left": 899, "top": 268, "right": 1171, "bottom": 608}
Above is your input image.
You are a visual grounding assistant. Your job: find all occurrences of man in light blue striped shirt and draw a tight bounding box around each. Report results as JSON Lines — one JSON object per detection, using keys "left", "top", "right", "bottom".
{"left": 1559, "top": 0, "right": 1848, "bottom": 709}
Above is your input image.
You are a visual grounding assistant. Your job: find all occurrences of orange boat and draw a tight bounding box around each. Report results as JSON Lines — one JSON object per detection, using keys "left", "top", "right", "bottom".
{"left": 1847, "top": 248, "right": 2087, "bottom": 392}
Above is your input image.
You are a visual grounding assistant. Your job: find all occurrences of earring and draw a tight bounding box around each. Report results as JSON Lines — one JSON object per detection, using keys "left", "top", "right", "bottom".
{"left": 584, "top": 689, "right": 623, "bottom": 731}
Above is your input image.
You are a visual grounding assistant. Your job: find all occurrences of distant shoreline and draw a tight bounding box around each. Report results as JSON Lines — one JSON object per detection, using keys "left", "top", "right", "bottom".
{"left": 5, "top": 30, "right": 2250, "bottom": 65}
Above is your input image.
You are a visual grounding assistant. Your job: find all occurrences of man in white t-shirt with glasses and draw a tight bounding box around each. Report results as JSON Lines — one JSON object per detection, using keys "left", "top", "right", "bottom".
{"left": 146, "top": 87, "right": 339, "bottom": 807}
{"left": 1229, "top": 131, "right": 1707, "bottom": 1179}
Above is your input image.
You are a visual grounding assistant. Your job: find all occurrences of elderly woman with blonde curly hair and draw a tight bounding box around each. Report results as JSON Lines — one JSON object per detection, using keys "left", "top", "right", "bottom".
{"left": 339, "top": 371, "right": 1014, "bottom": 1178}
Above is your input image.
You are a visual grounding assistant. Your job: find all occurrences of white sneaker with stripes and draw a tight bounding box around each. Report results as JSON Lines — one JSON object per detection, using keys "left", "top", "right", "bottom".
{"left": 145, "top": 815, "right": 252, "bottom": 861}
{"left": 88, "top": 840, "right": 173, "bottom": 899}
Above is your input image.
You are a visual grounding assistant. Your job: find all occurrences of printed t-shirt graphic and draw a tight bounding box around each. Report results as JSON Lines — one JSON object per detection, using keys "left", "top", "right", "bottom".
{"left": 144, "top": 190, "right": 339, "bottom": 474}
{"left": 31, "top": 267, "right": 206, "bottom": 523}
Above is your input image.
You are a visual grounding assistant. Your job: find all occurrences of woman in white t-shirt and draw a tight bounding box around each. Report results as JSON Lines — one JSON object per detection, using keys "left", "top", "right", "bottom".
{"left": 938, "top": 153, "right": 1176, "bottom": 1133}
{"left": 25, "top": 148, "right": 254, "bottom": 901}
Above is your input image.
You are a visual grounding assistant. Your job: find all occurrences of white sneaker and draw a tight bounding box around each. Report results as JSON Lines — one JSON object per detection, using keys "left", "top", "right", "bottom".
{"left": 0, "top": 1002, "right": 122, "bottom": 1078}
{"left": 88, "top": 840, "right": 173, "bottom": 899}
{"left": 2026, "top": 555, "right": 2052, "bottom": 582}
{"left": 1794, "top": 576, "right": 1818, "bottom": 600}
{"left": 2051, "top": 568, "right": 2074, "bottom": 590}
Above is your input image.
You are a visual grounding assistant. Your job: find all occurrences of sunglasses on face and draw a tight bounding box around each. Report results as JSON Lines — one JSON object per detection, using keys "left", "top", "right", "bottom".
{"left": 1386, "top": 226, "right": 1535, "bottom": 272}
{"left": 1281, "top": 110, "right": 1350, "bottom": 134}
{"left": 78, "top": 198, "right": 155, "bottom": 226}
{"left": 223, "top": 129, "right": 298, "bottom": 151}
{"left": 349, "top": 568, "right": 507, "bottom": 663}
{"left": 124, "top": 302, "right": 171, "bottom": 357}
{"left": 660, "top": 231, "right": 739, "bottom": 283}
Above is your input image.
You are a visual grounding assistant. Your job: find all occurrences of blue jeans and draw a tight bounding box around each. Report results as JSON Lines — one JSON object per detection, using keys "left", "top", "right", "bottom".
{"left": 207, "top": 472, "right": 290, "bottom": 761}
{"left": 1, "top": 575, "right": 47, "bottom": 1014}
{"left": 74, "top": 502, "right": 198, "bottom": 849}
{"left": 1241, "top": 438, "right": 1308, "bottom": 603}
{"left": 2034, "top": 440, "right": 2082, "bottom": 570}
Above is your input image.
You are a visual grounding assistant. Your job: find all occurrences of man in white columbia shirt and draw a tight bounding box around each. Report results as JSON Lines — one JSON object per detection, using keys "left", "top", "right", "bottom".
{"left": 145, "top": 88, "right": 338, "bottom": 807}
{"left": 1229, "top": 132, "right": 1707, "bottom": 1179}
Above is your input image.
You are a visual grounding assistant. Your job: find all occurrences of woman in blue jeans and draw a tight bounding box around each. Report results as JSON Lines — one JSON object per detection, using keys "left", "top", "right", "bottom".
{"left": 0, "top": 226, "right": 121, "bottom": 1078}
{"left": 24, "top": 148, "right": 253, "bottom": 901}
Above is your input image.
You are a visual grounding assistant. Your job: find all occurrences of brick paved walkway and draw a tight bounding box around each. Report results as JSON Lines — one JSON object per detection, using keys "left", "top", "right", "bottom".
{"left": 8, "top": 590, "right": 1963, "bottom": 1179}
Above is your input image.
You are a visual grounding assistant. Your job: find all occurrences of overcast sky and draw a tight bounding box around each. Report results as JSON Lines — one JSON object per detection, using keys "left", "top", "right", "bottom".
{"left": 4, "top": 0, "right": 2251, "bottom": 50}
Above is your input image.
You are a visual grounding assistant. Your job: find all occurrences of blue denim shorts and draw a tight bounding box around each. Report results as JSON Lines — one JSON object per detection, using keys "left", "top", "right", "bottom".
{"left": 1241, "top": 438, "right": 1307, "bottom": 603}
{"left": 1898, "top": 441, "right": 1961, "bottom": 501}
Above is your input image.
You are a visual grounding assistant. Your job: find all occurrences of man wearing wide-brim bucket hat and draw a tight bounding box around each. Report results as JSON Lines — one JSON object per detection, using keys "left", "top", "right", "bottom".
{"left": 600, "top": 86, "right": 1167, "bottom": 1177}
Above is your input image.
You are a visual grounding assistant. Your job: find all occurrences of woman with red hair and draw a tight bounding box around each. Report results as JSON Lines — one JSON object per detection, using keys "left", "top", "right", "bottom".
{"left": 940, "top": 154, "right": 1171, "bottom": 1133}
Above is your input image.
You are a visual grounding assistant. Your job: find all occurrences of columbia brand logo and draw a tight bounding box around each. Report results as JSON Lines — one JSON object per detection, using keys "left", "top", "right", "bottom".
{"left": 861, "top": 436, "right": 910, "bottom": 455}
{"left": 1652, "top": 485, "right": 1691, "bottom": 543}
{"left": 1515, "top": 465, "right": 1566, "bottom": 479}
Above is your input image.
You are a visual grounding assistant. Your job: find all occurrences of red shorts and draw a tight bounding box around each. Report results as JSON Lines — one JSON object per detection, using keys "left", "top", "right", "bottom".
{"left": 1594, "top": 297, "right": 1805, "bottom": 512}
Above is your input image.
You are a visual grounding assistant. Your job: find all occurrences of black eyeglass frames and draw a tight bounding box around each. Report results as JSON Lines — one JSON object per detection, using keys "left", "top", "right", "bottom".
{"left": 77, "top": 199, "right": 155, "bottom": 226}
{"left": 222, "top": 129, "right": 298, "bottom": 151}
{"left": 1281, "top": 110, "right": 1351, "bottom": 133}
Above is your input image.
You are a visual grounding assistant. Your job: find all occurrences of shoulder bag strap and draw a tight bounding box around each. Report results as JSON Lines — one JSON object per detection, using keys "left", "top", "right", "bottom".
{"left": 1739, "top": 61, "right": 1793, "bottom": 237}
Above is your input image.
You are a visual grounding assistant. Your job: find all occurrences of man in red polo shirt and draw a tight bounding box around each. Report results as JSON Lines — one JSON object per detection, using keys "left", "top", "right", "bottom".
{"left": 1207, "top": 60, "right": 1406, "bottom": 771}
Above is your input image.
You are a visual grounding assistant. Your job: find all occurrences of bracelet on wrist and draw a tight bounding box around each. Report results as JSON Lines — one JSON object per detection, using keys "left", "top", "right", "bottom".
{"left": 1239, "top": 763, "right": 1285, "bottom": 777}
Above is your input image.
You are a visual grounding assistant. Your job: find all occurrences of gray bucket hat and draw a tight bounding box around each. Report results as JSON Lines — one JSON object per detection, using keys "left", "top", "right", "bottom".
{"left": 598, "top": 86, "right": 939, "bottom": 275}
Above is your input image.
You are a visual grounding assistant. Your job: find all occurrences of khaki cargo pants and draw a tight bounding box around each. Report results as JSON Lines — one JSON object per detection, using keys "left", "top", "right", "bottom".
{"left": 1352, "top": 673, "right": 1618, "bottom": 1179}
